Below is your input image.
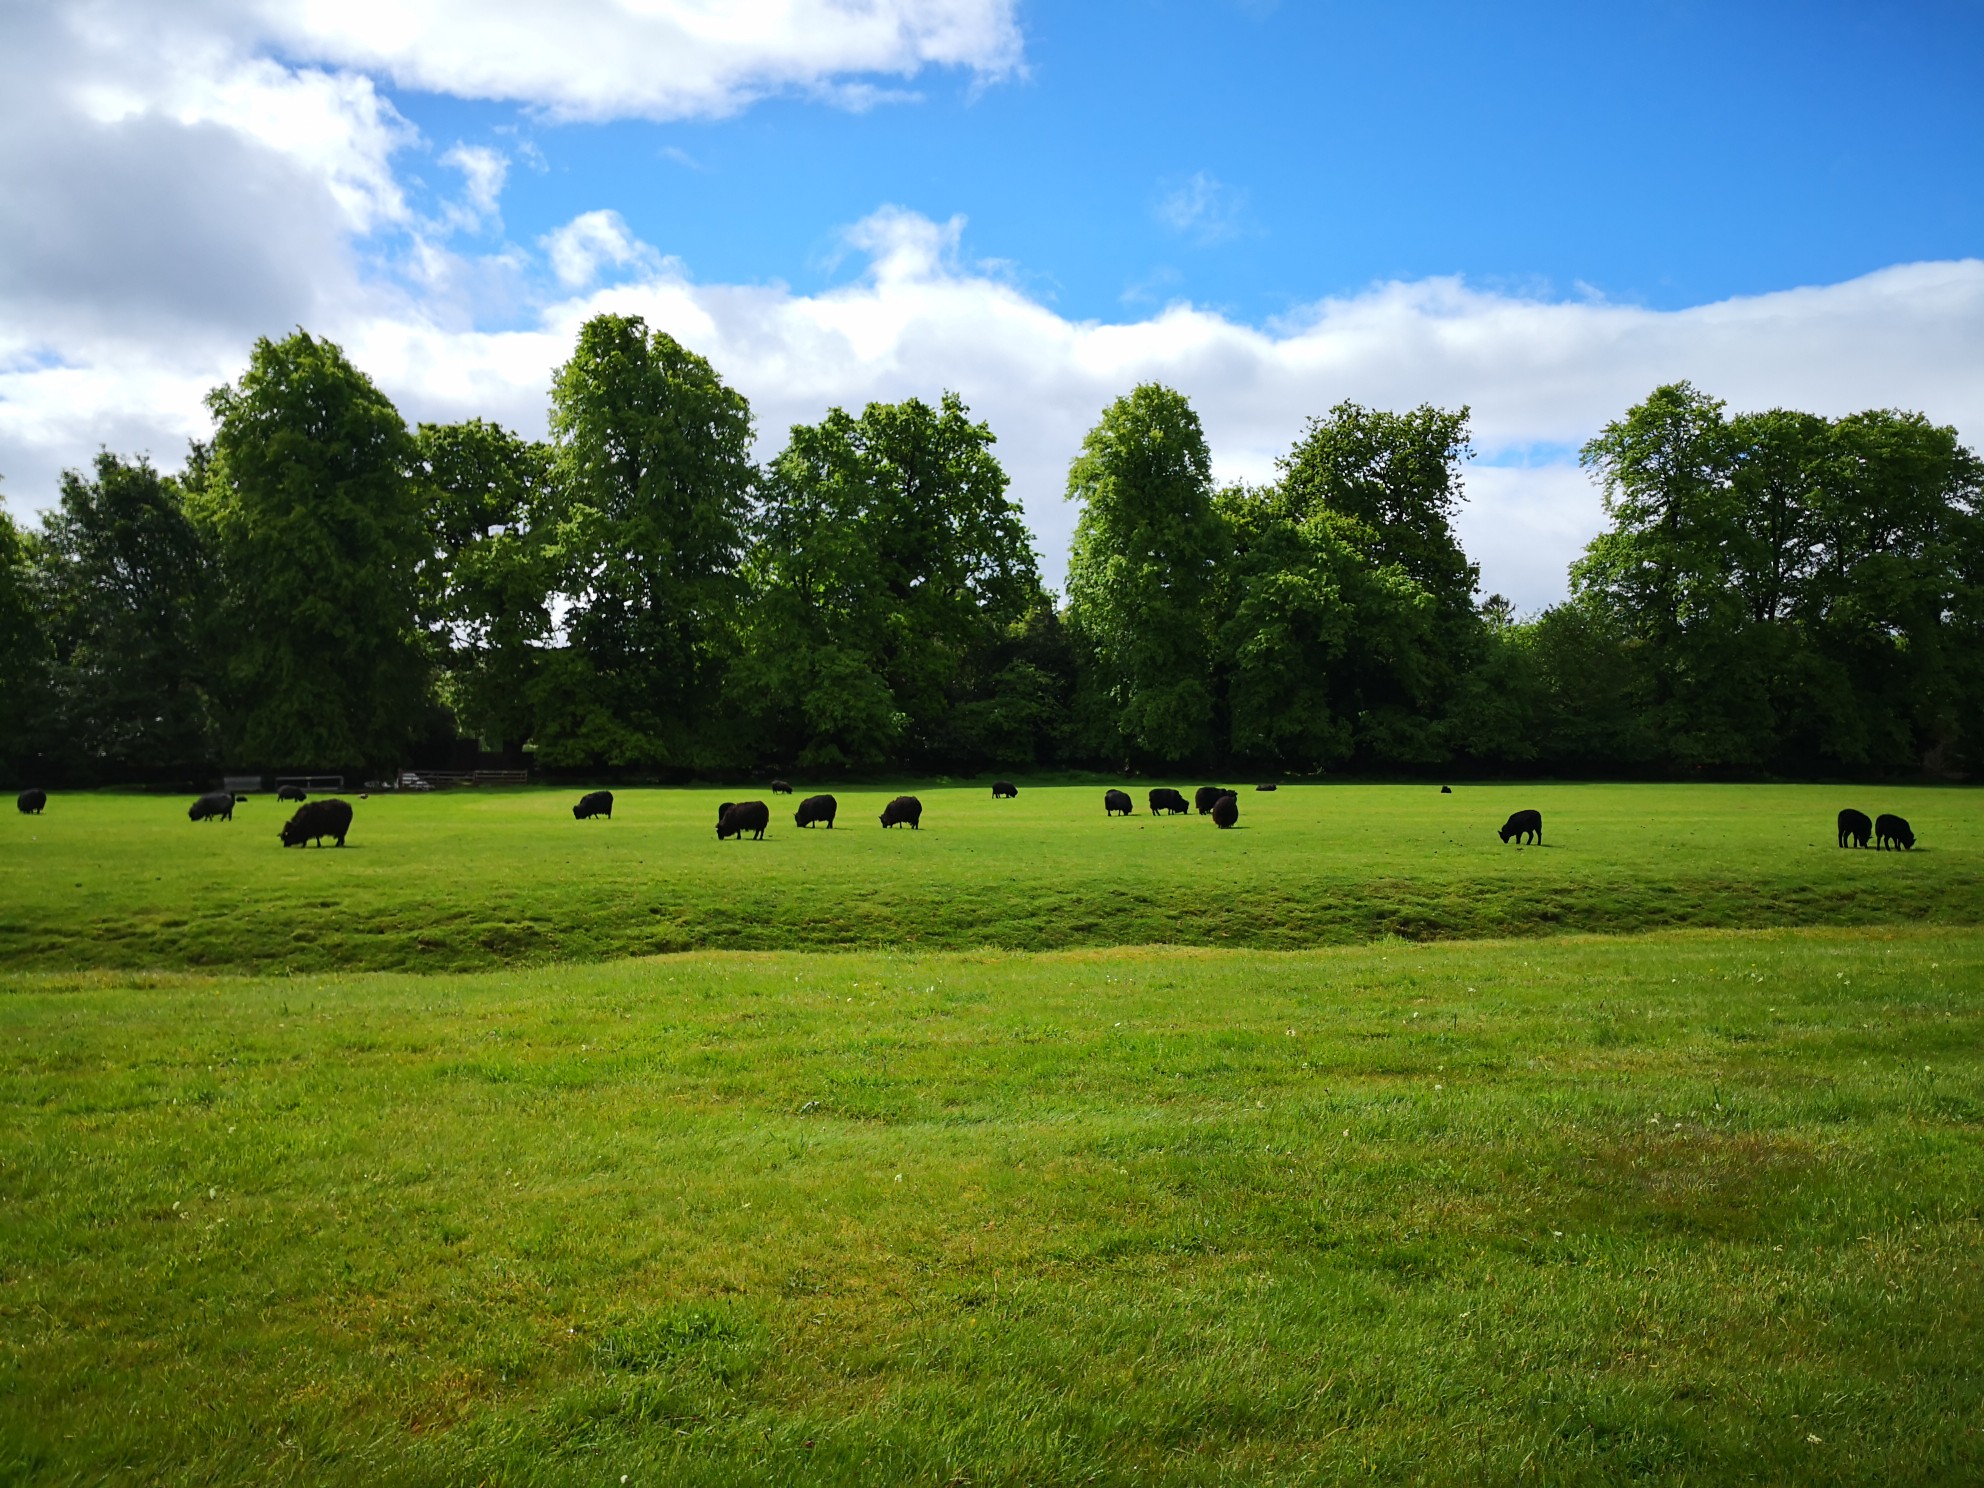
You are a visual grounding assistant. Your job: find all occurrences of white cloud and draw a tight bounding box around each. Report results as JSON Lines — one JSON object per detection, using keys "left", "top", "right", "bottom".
{"left": 61, "top": 8, "right": 415, "bottom": 234}
{"left": 440, "top": 143, "right": 508, "bottom": 227}
{"left": 0, "top": 0, "right": 1023, "bottom": 367}
{"left": 842, "top": 206, "right": 969, "bottom": 283}
{"left": 0, "top": 6, "right": 386, "bottom": 369}
{"left": 10, "top": 203, "right": 1981, "bottom": 613}
{"left": 191, "top": 0, "right": 1024, "bottom": 121}
{"left": 541, "top": 211, "right": 667, "bottom": 291}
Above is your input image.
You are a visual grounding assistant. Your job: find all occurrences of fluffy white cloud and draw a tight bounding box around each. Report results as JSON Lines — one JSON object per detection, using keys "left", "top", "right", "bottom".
{"left": 542, "top": 211, "right": 667, "bottom": 290}
{"left": 174, "top": 0, "right": 1023, "bottom": 121}
{"left": 58, "top": 4, "right": 415, "bottom": 233}
{"left": 0, "top": 0, "right": 1024, "bottom": 506}
{"left": 10, "top": 204, "right": 1980, "bottom": 612}
{"left": 440, "top": 144, "right": 508, "bottom": 228}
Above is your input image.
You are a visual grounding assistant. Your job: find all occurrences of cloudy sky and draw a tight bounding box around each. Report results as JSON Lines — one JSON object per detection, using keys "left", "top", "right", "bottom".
{"left": 3, "top": 0, "right": 1981, "bottom": 607}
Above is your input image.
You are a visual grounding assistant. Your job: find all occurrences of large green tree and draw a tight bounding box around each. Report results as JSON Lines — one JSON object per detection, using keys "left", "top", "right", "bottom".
{"left": 1574, "top": 383, "right": 1770, "bottom": 765}
{"left": 1063, "top": 384, "right": 1223, "bottom": 765}
{"left": 1571, "top": 386, "right": 1984, "bottom": 773}
{"left": 0, "top": 505, "right": 51, "bottom": 781}
{"left": 416, "top": 419, "right": 559, "bottom": 752}
{"left": 1213, "top": 486, "right": 1459, "bottom": 772}
{"left": 35, "top": 451, "right": 215, "bottom": 775}
{"left": 1265, "top": 401, "right": 1483, "bottom": 764}
{"left": 197, "top": 331, "right": 431, "bottom": 770}
{"left": 1278, "top": 402, "right": 1478, "bottom": 611}
{"left": 538, "top": 315, "right": 753, "bottom": 768}
{"left": 1795, "top": 410, "right": 1984, "bottom": 770}
{"left": 744, "top": 393, "right": 1043, "bottom": 767}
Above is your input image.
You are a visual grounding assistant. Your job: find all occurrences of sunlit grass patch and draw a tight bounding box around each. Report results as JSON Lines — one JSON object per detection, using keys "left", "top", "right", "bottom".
{"left": 1, "top": 927, "right": 1979, "bottom": 1483}
{"left": 1, "top": 781, "right": 1979, "bottom": 972}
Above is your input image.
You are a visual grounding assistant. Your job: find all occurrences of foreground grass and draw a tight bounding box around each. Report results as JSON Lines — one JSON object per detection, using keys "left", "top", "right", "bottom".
{"left": 3, "top": 928, "right": 1980, "bottom": 1484}
{"left": 2, "top": 782, "right": 1979, "bottom": 971}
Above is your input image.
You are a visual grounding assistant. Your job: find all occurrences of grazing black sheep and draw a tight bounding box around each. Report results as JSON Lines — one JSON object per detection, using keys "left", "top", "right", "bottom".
{"left": 1440, "top": 785, "right": 1452, "bottom": 794}
{"left": 277, "top": 784, "right": 307, "bottom": 802}
{"left": 1211, "top": 794, "right": 1239, "bottom": 829}
{"left": 718, "top": 800, "right": 770, "bottom": 840}
{"left": 188, "top": 790, "right": 234, "bottom": 823}
{"left": 1837, "top": 808, "right": 1872, "bottom": 848}
{"left": 280, "top": 797, "right": 352, "bottom": 847}
{"left": 771, "top": 780, "right": 794, "bottom": 795}
{"left": 794, "top": 793, "right": 837, "bottom": 828}
{"left": 17, "top": 788, "right": 46, "bottom": 815}
{"left": 1194, "top": 786, "right": 1230, "bottom": 815}
{"left": 1875, "top": 813, "right": 1915, "bottom": 851}
{"left": 1149, "top": 787, "right": 1189, "bottom": 815}
{"left": 992, "top": 780, "right": 1018, "bottom": 799}
{"left": 1104, "top": 788, "right": 1134, "bottom": 816}
{"left": 1498, "top": 809, "right": 1542, "bottom": 845}
{"left": 572, "top": 789, "right": 614, "bottom": 820}
{"left": 880, "top": 795, "right": 922, "bottom": 829}
{"left": 1255, "top": 783, "right": 1277, "bottom": 792}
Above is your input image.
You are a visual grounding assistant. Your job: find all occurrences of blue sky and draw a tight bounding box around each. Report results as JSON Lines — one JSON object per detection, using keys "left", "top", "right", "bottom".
{"left": 394, "top": 1, "right": 1984, "bottom": 323}
{"left": 3, "top": 1, "right": 1982, "bottom": 605}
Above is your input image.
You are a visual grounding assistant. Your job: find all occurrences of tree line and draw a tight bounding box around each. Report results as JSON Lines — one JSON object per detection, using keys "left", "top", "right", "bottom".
{"left": 1, "top": 319, "right": 1978, "bottom": 785}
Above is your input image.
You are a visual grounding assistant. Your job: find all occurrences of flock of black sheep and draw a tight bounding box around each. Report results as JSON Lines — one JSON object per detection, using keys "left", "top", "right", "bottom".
{"left": 10, "top": 784, "right": 1921, "bottom": 853}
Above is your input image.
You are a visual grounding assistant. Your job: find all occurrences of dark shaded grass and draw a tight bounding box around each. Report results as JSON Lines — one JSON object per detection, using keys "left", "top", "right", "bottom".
{"left": 2, "top": 928, "right": 1980, "bottom": 1484}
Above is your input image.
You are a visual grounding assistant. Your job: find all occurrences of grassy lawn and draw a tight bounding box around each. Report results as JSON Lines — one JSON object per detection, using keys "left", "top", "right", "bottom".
{"left": 2, "top": 782, "right": 1978, "bottom": 971}
{"left": 3, "top": 929, "right": 1981, "bottom": 1484}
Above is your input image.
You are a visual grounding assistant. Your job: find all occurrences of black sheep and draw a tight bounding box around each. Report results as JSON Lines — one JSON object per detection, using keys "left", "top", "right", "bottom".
{"left": 280, "top": 798, "right": 352, "bottom": 847}
{"left": 16, "top": 788, "right": 46, "bottom": 815}
{"left": 1875, "top": 813, "right": 1915, "bottom": 851}
{"left": 1211, "top": 794, "right": 1239, "bottom": 829}
{"left": 1837, "top": 808, "right": 1872, "bottom": 848}
{"left": 718, "top": 800, "right": 770, "bottom": 840}
{"left": 1498, "top": 809, "right": 1542, "bottom": 845}
{"left": 1254, "top": 783, "right": 1277, "bottom": 792}
{"left": 1148, "top": 787, "right": 1189, "bottom": 815}
{"left": 794, "top": 794, "right": 837, "bottom": 828}
{"left": 188, "top": 791, "right": 235, "bottom": 823}
{"left": 277, "top": 784, "right": 307, "bottom": 802}
{"left": 771, "top": 780, "right": 794, "bottom": 794}
{"left": 573, "top": 790, "right": 614, "bottom": 820}
{"left": 880, "top": 795, "right": 922, "bottom": 829}
{"left": 1104, "top": 788, "right": 1134, "bottom": 816}
{"left": 1194, "top": 786, "right": 1229, "bottom": 815}
{"left": 992, "top": 780, "right": 1018, "bottom": 799}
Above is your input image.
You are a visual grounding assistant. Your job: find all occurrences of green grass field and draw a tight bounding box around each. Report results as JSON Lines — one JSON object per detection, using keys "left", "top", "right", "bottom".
{"left": 1, "top": 782, "right": 1976, "bottom": 971}
{"left": 4, "top": 932, "right": 1981, "bottom": 1484}
{"left": 2, "top": 784, "right": 1980, "bottom": 1484}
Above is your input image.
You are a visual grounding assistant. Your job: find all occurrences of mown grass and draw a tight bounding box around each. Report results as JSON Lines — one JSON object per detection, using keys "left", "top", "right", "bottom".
{"left": 3, "top": 928, "right": 1981, "bottom": 1484}
{"left": 1, "top": 782, "right": 1977, "bottom": 971}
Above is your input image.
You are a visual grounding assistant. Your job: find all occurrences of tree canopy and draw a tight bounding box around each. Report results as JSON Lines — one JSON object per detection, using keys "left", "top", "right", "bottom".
{"left": 744, "top": 392, "right": 1044, "bottom": 767}
{"left": 537, "top": 314, "right": 755, "bottom": 768}
{"left": 1064, "top": 383, "right": 1224, "bottom": 765}
{"left": 36, "top": 452, "right": 213, "bottom": 774}
{"left": 196, "top": 331, "right": 430, "bottom": 771}
{"left": 7, "top": 331, "right": 1982, "bottom": 787}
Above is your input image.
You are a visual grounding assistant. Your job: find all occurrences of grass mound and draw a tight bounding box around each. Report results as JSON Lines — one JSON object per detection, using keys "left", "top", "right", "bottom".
{"left": 2, "top": 782, "right": 1978, "bottom": 971}
{"left": 4, "top": 928, "right": 1980, "bottom": 1483}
